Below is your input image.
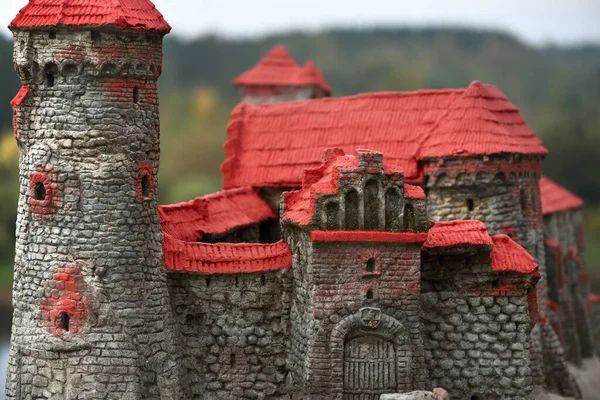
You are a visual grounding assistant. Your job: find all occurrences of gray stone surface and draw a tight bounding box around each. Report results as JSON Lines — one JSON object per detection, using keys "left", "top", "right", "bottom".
{"left": 7, "top": 27, "right": 184, "bottom": 399}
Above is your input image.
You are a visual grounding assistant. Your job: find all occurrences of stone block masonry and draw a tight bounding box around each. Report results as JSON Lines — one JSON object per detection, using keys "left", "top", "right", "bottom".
{"left": 167, "top": 269, "right": 293, "bottom": 399}
{"left": 7, "top": 26, "right": 184, "bottom": 399}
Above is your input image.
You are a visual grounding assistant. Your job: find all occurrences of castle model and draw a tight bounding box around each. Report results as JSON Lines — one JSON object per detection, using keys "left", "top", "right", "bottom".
{"left": 5, "top": 1, "right": 600, "bottom": 399}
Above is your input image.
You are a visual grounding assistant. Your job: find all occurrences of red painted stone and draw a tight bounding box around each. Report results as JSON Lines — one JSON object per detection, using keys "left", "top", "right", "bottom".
{"left": 29, "top": 167, "right": 60, "bottom": 217}
{"left": 41, "top": 261, "right": 90, "bottom": 336}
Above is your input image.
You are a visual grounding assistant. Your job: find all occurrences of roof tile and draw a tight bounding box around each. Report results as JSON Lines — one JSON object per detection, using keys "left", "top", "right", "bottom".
{"left": 159, "top": 187, "right": 275, "bottom": 242}
{"left": 540, "top": 176, "right": 583, "bottom": 215}
{"left": 490, "top": 234, "right": 539, "bottom": 276}
{"left": 423, "top": 220, "right": 492, "bottom": 249}
{"left": 163, "top": 235, "right": 292, "bottom": 274}
{"left": 10, "top": 0, "right": 171, "bottom": 32}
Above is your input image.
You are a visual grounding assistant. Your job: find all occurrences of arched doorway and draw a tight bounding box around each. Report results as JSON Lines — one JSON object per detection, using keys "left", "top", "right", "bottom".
{"left": 343, "top": 333, "right": 396, "bottom": 399}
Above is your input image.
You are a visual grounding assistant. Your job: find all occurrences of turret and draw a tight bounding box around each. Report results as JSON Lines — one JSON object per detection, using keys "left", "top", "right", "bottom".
{"left": 7, "top": 1, "right": 183, "bottom": 398}
{"left": 419, "top": 81, "right": 549, "bottom": 311}
{"left": 232, "top": 44, "right": 331, "bottom": 104}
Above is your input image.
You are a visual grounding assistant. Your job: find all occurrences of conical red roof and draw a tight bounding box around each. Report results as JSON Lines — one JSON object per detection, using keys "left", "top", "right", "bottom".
{"left": 233, "top": 44, "right": 305, "bottom": 87}
{"left": 419, "top": 81, "right": 548, "bottom": 159}
{"left": 297, "top": 61, "right": 331, "bottom": 95}
{"left": 10, "top": 0, "right": 171, "bottom": 33}
{"left": 539, "top": 176, "right": 583, "bottom": 215}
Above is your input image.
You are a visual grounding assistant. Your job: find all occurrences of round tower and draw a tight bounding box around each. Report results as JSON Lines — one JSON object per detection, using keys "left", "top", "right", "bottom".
{"left": 419, "top": 81, "right": 549, "bottom": 309}
{"left": 7, "top": 1, "right": 183, "bottom": 399}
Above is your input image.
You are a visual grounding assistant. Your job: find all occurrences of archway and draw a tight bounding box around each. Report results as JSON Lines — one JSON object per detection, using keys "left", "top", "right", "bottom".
{"left": 330, "top": 310, "right": 411, "bottom": 399}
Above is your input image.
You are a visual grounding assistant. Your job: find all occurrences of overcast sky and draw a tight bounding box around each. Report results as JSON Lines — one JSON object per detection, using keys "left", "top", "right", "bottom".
{"left": 2, "top": 0, "right": 599, "bottom": 46}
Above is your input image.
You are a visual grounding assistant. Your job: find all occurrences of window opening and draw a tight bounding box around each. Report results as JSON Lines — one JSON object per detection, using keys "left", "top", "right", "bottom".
{"left": 44, "top": 63, "right": 58, "bottom": 88}
{"left": 141, "top": 174, "right": 151, "bottom": 198}
{"left": 61, "top": 313, "right": 70, "bottom": 332}
{"left": 366, "top": 258, "right": 376, "bottom": 273}
{"left": 34, "top": 181, "right": 46, "bottom": 201}
{"left": 133, "top": 87, "right": 140, "bottom": 104}
{"left": 466, "top": 198, "right": 474, "bottom": 212}
{"left": 520, "top": 188, "right": 528, "bottom": 216}
{"left": 366, "top": 289, "right": 374, "bottom": 299}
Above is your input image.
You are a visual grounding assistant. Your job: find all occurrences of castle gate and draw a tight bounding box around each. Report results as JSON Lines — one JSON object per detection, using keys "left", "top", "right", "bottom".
{"left": 343, "top": 333, "right": 397, "bottom": 399}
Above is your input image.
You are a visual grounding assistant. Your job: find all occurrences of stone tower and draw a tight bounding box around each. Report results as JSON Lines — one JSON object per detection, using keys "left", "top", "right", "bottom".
{"left": 6, "top": 1, "right": 183, "bottom": 399}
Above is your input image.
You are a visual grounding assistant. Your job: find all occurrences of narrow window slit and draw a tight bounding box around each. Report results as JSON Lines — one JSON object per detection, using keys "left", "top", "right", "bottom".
{"left": 466, "top": 198, "right": 474, "bottom": 212}
{"left": 141, "top": 174, "right": 151, "bottom": 198}
{"left": 133, "top": 87, "right": 140, "bottom": 104}
{"left": 61, "top": 313, "right": 70, "bottom": 332}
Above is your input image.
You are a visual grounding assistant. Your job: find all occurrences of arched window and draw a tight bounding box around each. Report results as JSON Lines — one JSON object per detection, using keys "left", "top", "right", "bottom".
{"left": 385, "top": 188, "right": 401, "bottom": 231}
{"left": 404, "top": 203, "right": 416, "bottom": 231}
{"left": 137, "top": 162, "right": 155, "bottom": 201}
{"left": 326, "top": 202, "right": 339, "bottom": 230}
{"left": 364, "top": 180, "right": 380, "bottom": 230}
{"left": 345, "top": 189, "right": 359, "bottom": 230}
{"left": 44, "top": 63, "right": 58, "bottom": 87}
{"left": 520, "top": 187, "right": 528, "bottom": 217}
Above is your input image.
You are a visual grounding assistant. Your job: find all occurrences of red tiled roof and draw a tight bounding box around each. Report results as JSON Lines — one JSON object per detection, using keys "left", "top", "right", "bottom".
{"left": 163, "top": 234, "right": 292, "bottom": 274}
{"left": 418, "top": 81, "right": 547, "bottom": 159}
{"left": 223, "top": 88, "right": 461, "bottom": 188}
{"left": 404, "top": 184, "right": 426, "bottom": 199}
{"left": 297, "top": 61, "right": 331, "bottom": 95}
{"left": 10, "top": 86, "right": 29, "bottom": 108}
{"left": 10, "top": 0, "right": 171, "bottom": 33}
{"left": 490, "top": 234, "right": 539, "bottom": 276}
{"left": 282, "top": 149, "right": 409, "bottom": 226}
{"left": 311, "top": 231, "right": 428, "bottom": 243}
{"left": 222, "top": 82, "right": 544, "bottom": 189}
{"left": 232, "top": 45, "right": 331, "bottom": 93}
{"left": 233, "top": 45, "right": 304, "bottom": 87}
{"left": 423, "top": 220, "right": 492, "bottom": 249}
{"left": 159, "top": 187, "right": 274, "bottom": 242}
{"left": 539, "top": 176, "right": 583, "bottom": 215}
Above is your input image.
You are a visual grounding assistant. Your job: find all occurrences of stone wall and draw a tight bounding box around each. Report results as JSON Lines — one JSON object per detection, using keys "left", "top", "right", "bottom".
{"left": 544, "top": 209, "right": 593, "bottom": 364}
{"left": 167, "top": 269, "right": 293, "bottom": 399}
{"left": 288, "top": 239, "right": 427, "bottom": 397}
{"left": 420, "top": 250, "right": 536, "bottom": 399}
{"left": 423, "top": 156, "right": 545, "bottom": 302}
{"left": 7, "top": 28, "right": 183, "bottom": 399}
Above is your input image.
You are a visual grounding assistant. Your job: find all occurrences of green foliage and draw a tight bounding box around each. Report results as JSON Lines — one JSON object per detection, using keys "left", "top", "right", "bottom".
{"left": 0, "top": 27, "right": 600, "bottom": 276}
{"left": 0, "top": 264, "right": 13, "bottom": 290}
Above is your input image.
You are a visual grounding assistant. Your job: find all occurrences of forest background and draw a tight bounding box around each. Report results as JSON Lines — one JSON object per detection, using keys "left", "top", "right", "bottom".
{"left": 1, "top": 27, "right": 600, "bottom": 290}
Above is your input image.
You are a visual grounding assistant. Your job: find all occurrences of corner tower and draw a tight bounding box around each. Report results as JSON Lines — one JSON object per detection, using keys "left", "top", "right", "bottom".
{"left": 7, "top": 1, "right": 183, "bottom": 399}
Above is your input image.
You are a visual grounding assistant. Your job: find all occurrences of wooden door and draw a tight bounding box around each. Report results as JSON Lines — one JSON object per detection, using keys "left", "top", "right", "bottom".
{"left": 343, "top": 335, "right": 396, "bottom": 399}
